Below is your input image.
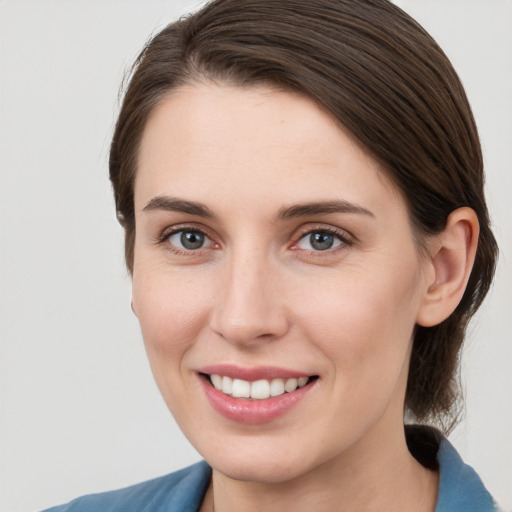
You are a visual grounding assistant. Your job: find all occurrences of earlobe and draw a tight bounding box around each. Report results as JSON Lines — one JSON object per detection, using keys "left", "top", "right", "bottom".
{"left": 416, "top": 207, "right": 479, "bottom": 327}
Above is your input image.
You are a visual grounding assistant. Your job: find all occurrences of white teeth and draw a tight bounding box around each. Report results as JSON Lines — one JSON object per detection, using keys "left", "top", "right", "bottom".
{"left": 210, "top": 374, "right": 311, "bottom": 399}
{"left": 269, "top": 378, "right": 285, "bottom": 397}
{"left": 297, "top": 376, "right": 309, "bottom": 387}
{"left": 211, "top": 374, "right": 222, "bottom": 390}
{"left": 232, "top": 378, "right": 251, "bottom": 398}
{"left": 222, "top": 376, "right": 233, "bottom": 395}
{"left": 284, "top": 378, "right": 298, "bottom": 392}
{"left": 251, "top": 379, "right": 270, "bottom": 399}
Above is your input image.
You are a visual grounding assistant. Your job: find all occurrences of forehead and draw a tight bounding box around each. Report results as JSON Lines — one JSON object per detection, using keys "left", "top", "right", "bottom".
{"left": 135, "top": 82, "right": 405, "bottom": 216}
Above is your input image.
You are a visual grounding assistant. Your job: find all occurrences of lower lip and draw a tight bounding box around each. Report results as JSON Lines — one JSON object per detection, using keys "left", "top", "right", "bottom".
{"left": 199, "top": 375, "right": 316, "bottom": 424}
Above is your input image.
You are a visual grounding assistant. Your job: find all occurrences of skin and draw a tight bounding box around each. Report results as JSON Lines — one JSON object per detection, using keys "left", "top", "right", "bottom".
{"left": 131, "top": 83, "right": 478, "bottom": 512}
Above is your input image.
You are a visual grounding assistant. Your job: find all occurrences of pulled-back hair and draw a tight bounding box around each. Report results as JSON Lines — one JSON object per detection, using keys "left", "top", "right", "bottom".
{"left": 109, "top": 0, "right": 498, "bottom": 430}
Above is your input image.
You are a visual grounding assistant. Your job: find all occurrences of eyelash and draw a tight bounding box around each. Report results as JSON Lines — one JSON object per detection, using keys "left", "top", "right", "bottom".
{"left": 291, "top": 226, "right": 353, "bottom": 254}
{"left": 156, "top": 224, "right": 353, "bottom": 256}
{"left": 156, "top": 225, "right": 218, "bottom": 256}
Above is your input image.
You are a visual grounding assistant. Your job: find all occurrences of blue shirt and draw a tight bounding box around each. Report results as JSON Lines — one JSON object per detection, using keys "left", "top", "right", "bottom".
{"left": 41, "top": 437, "right": 502, "bottom": 512}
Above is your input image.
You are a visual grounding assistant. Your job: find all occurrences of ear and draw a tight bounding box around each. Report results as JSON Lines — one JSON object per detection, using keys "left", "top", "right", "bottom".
{"left": 416, "top": 207, "right": 479, "bottom": 327}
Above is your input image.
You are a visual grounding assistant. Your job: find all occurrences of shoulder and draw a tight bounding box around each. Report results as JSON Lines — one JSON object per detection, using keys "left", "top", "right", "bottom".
{"left": 435, "top": 437, "right": 503, "bottom": 512}
{"left": 40, "top": 461, "right": 211, "bottom": 512}
{"left": 406, "top": 425, "right": 503, "bottom": 512}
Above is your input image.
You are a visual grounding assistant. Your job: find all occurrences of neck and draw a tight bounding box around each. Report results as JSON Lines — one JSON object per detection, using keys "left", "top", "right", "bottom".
{"left": 202, "top": 425, "right": 438, "bottom": 512}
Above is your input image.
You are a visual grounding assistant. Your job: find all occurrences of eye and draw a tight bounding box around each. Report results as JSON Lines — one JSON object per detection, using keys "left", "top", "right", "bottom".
{"left": 167, "top": 229, "right": 212, "bottom": 251}
{"left": 296, "top": 230, "right": 345, "bottom": 251}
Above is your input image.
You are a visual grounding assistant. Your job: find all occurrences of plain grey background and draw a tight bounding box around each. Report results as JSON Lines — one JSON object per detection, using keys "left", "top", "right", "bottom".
{"left": 0, "top": 1, "right": 511, "bottom": 511}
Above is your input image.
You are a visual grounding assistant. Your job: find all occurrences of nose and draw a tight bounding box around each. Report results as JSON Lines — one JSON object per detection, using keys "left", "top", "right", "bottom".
{"left": 209, "top": 251, "right": 289, "bottom": 346}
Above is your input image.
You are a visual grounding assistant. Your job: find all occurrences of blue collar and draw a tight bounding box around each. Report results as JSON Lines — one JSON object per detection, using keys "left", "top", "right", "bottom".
{"left": 435, "top": 437, "right": 497, "bottom": 511}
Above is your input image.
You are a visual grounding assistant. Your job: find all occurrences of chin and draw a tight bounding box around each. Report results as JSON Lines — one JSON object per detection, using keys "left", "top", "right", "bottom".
{"left": 196, "top": 431, "right": 336, "bottom": 485}
{"left": 210, "top": 453, "right": 313, "bottom": 484}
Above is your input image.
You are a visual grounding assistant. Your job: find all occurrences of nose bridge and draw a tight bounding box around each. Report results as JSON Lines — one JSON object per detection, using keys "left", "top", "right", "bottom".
{"left": 210, "top": 244, "right": 287, "bottom": 345}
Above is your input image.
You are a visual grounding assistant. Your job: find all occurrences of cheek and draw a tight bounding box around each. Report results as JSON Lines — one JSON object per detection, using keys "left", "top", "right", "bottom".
{"left": 132, "top": 267, "right": 213, "bottom": 363}
{"left": 131, "top": 268, "right": 217, "bottom": 428}
{"left": 295, "top": 259, "right": 423, "bottom": 391}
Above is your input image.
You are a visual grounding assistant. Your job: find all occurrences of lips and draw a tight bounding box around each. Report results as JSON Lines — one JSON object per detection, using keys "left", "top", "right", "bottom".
{"left": 198, "top": 365, "right": 318, "bottom": 424}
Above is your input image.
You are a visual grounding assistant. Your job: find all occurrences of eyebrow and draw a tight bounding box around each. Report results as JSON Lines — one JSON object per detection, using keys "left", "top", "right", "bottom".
{"left": 277, "top": 200, "right": 375, "bottom": 220}
{"left": 142, "top": 196, "right": 374, "bottom": 221}
{"left": 142, "top": 196, "right": 215, "bottom": 218}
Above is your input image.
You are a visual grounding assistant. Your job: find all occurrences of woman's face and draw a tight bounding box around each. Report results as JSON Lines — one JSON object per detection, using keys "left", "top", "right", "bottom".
{"left": 132, "top": 83, "right": 434, "bottom": 483}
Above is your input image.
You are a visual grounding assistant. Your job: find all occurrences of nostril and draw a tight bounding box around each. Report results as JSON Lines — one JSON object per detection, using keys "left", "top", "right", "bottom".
{"left": 211, "top": 319, "right": 284, "bottom": 345}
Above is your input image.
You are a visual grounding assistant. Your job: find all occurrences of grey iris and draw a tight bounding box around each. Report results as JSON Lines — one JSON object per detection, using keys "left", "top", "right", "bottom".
{"left": 181, "top": 231, "right": 204, "bottom": 250}
{"left": 310, "top": 232, "right": 334, "bottom": 250}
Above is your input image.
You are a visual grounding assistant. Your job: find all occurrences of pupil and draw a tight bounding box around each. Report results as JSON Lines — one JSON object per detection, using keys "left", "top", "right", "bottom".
{"left": 310, "top": 232, "right": 333, "bottom": 250}
{"left": 181, "top": 231, "right": 204, "bottom": 249}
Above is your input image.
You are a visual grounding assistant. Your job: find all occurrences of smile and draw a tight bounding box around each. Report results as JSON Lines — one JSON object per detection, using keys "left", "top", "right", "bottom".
{"left": 208, "top": 374, "right": 311, "bottom": 399}
{"left": 199, "top": 368, "right": 318, "bottom": 424}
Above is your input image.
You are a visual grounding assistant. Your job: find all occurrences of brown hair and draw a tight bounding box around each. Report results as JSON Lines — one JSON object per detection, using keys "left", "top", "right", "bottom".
{"left": 109, "top": 0, "right": 498, "bottom": 430}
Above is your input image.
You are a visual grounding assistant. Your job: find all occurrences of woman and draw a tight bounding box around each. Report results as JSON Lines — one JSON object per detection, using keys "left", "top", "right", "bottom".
{"left": 43, "top": 0, "right": 502, "bottom": 510}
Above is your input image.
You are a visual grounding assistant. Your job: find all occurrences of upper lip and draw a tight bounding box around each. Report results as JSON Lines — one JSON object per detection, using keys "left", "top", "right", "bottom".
{"left": 198, "top": 364, "right": 313, "bottom": 381}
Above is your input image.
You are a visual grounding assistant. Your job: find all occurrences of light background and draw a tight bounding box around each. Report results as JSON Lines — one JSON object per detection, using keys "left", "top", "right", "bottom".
{"left": 0, "top": 1, "right": 510, "bottom": 511}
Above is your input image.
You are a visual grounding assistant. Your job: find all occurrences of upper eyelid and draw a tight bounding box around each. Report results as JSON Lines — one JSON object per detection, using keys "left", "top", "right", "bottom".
{"left": 157, "top": 223, "right": 216, "bottom": 243}
{"left": 292, "top": 223, "right": 353, "bottom": 241}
